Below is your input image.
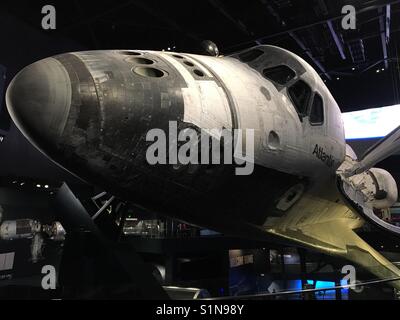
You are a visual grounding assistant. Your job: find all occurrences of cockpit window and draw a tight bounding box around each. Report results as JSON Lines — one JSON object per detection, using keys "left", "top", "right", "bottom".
{"left": 263, "top": 65, "right": 296, "bottom": 85}
{"left": 238, "top": 49, "right": 264, "bottom": 63}
{"left": 288, "top": 80, "right": 311, "bottom": 117}
{"left": 310, "top": 94, "right": 324, "bottom": 125}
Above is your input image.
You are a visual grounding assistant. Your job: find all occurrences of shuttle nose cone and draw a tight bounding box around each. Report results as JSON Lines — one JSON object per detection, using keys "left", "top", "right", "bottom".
{"left": 6, "top": 58, "right": 71, "bottom": 147}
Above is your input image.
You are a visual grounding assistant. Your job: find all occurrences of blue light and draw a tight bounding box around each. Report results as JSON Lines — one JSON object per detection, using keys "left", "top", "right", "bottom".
{"left": 308, "top": 280, "right": 349, "bottom": 300}
{"left": 340, "top": 279, "right": 349, "bottom": 293}
{"left": 315, "top": 280, "right": 334, "bottom": 289}
{"left": 287, "top": 280, "right": 302, "bottom": 291}
{"left": 281, "top": 280, "right": 349, "bottom": 300}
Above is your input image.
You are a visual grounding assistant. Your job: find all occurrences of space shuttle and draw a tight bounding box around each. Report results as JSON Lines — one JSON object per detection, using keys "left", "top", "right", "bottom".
{"left": 5, "top": 44, "right": 400, "bottom": 289}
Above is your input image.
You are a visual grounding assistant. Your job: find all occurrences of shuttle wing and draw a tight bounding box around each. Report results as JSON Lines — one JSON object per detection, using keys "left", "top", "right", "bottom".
{"left": 263, "top": 181, "right": 400, "bottom": 290}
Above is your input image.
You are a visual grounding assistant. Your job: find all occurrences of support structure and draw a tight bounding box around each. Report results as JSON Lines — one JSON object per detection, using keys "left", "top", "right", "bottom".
{"left": 379, "top": 5, "right": 391, "bottom": 69}
{"left": 54, "top": 183, "right": 168, "bottom": 299}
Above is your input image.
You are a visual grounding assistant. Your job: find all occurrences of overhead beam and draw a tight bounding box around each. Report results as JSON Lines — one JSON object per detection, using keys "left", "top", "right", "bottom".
{"left": 386, "top": 4, "right": 391, "bottom": 40}
{"left": 379, "top": 5, "right": 391, "bottom": 69}
{"left": 327, "top": 20, "right": 346, "bottom": 60}
{"left": 208, "top": 0, "right": 251, "bottom": 36}
{"left": 258, "top": 2, "right": 332, "bottom": 76}
{"left": 321, "top": 57, "right": 396, "bottom": 76}
{"left": 350, "top": 26, "right": 400, "bottom": 42}
{"left": 225, "top": 0, "right": 400, "bottom": 52}
{"left": 260, "top": 0, "right": 399, "bottom": 42}
{"left": 289, "top": 31, "right": 332, "bottom": 80}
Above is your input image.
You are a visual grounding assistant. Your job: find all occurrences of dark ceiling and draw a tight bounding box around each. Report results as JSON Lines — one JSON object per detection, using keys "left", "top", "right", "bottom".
{"left": 1, "top": 0, "right": 400, "bottom": 111}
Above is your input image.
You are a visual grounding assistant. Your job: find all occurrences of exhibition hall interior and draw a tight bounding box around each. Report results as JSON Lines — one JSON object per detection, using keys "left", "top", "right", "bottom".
{"left": 1, "top": 0, "right": 400, "bottom": 300}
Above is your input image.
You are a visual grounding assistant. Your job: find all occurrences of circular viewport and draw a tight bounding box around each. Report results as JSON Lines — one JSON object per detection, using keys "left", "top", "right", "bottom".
{"left": 133, "top": 67, "right": 166, "bottom": 78}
